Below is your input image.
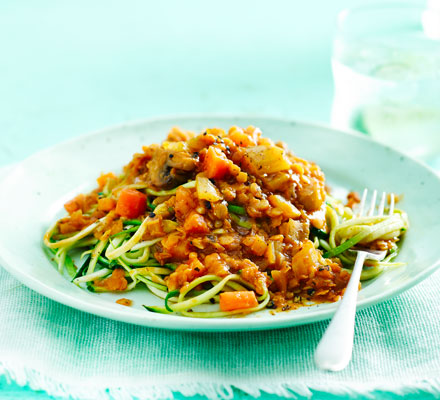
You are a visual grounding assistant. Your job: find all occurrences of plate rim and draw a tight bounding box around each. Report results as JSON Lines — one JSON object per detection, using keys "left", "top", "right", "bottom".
{"left": 1, "top": 113, "right": 439, "bottom": 331}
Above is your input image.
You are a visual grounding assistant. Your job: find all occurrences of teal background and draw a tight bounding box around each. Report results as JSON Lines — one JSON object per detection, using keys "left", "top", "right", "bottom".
{"left": 0, "top": 0, "right": 356, "bottom": 167}
{"left": 1, "top": 1, "right": 432, "bottom": 399}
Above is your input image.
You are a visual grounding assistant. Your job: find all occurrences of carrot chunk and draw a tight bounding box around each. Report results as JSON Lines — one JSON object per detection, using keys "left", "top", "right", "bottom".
{"left": 219, "top": 291, "right": 258, "bottom": 311}
{"left": 203, "top": 146, "right": 231, "bottom": 179}
{"left": 115, "top": 188, "right": 147, "bottom": 218}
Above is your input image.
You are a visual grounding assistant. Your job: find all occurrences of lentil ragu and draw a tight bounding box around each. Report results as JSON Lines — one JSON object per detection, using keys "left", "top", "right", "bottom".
{"left": 43, "top": 126, "right": 408, "bottom": 317}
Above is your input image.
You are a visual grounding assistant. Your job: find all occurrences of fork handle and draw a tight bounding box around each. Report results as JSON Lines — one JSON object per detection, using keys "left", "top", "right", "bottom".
{"left": 314, "top": 251, "right": 367, "bottom": 371}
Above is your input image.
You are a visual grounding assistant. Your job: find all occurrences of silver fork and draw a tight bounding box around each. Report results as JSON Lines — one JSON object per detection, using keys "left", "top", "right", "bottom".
{"left": 314, "top": 189, "right": 394, "bottom": 371}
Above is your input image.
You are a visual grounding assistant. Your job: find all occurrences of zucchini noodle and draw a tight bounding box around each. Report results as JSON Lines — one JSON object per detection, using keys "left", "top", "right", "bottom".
{"left": 145, "top": 274, "right": 270, "bottom": 318}
{"left": 318, "top": 196, "right": 409, "bottom": 281}
{"left": 44, "top": 216, "right": 107, "bottom": 250}
{"left": 105, "top": 217, "right": 153, "bottom": 259}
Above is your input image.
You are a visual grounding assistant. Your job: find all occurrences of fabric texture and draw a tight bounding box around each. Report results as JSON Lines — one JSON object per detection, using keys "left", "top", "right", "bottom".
{"left": 0, "top": 265, "right": 439, "bottom": 400}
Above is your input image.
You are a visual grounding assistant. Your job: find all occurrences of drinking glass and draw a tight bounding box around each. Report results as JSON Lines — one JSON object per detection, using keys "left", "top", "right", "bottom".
{"left": 331, "top": 3, "right": 440, "bottom": 167}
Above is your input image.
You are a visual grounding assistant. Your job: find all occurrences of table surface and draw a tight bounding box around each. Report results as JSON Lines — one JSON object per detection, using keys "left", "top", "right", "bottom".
{"left": 1, "top": 1, "right": 436, "bottom": 399}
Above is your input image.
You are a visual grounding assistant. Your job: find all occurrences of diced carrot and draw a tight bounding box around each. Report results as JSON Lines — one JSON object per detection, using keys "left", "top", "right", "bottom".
{"left": 97, "top": 172, "right": 117, "bottom": 189}
{"left": 183, "top": 212, "right": 209, "bottom": 234}
{"left": 98, "top": 197, "right": 117, "bottom": 212}
{"left": 203, "top": 146, "right": 231, "bottom": 179}
{"left": 220, "top": 291, "right": 258, "bottom": 311}
{"left": 115, "top": 188, "right": 147, "bottom": 218}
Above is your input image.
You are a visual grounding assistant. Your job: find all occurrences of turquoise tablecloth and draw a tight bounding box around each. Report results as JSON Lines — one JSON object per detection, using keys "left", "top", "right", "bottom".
{"left": 1, "top": 262, "right": 439, "bottom": 399}
{"left": 1, "top": 1, "right": 439, "bottom": 399}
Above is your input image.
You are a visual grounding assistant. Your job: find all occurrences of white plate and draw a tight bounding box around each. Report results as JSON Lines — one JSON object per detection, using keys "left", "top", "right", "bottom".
{"left": 0, "top": 115, "right": 439, "bottom": 331}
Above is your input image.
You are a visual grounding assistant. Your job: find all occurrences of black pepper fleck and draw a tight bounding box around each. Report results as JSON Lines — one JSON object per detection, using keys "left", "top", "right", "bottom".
{"left": 149, "top": 212, "right": 156, "bottom": 218}
{"left": 267, "top": 300, "right": 276, "bottom": 309}
{"left": 169, "top": 154, "right": 174, "bottom": 158}
{"left": 205, "top": 201, "right": 212, "bottom": 210}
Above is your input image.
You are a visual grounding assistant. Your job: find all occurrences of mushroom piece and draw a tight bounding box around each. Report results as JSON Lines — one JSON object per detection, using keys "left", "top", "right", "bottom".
{"left": 146, "top": 148, "right": 197, "bottom": 190}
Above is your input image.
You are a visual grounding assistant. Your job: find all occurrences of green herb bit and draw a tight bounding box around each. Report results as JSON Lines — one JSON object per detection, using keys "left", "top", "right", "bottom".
{"left": 165, "top": 289, "right": 180, "bottom": 312}
{"left": 86, "top": 282, "right": 96, "bottom": 292}
{"left": 227, "top": 204, "right": 246, "bottom": 215}
{"left": 142, "top": 305, "right": 173, "bottom": 314}
{"left": 123, "top": 219, "right": 142, "bottom": 226}
{"left": 230, "top": 213, "right": 252, "bottom": 229}
{"left": 111, "top": 226, "right": 139, "bottom": 237}
{"left": 323, "top": 231, "right": 365, "bottom": 258}
{"left": 164, "top": 263, "right": 177, "bottom": 271}
{"left": 98, "top": 256, "right": 118, "bottom": 268}
{"left": 168, "top": 207, "right": 174, "bottom": 213}
{"left": 311, "top": 226, "right": 329, "bottom": 240}
{"left": 147, "top": 197, "right": 157, "bottom": 211}
{"left": 97, "top": 255, "right": 110, "bottom": 265}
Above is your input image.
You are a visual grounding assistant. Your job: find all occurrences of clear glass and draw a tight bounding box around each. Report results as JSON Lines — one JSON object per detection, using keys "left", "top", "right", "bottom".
{"left": 331, "top": 3, "right": 440, "bottom": 167}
